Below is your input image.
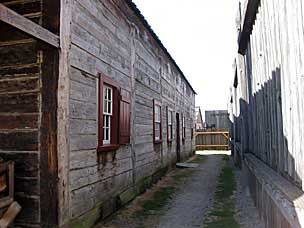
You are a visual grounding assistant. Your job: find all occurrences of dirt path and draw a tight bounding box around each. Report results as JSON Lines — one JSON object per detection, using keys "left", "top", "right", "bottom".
{"left": 96, "top": 154, "right": 225, "bottom": 228}
{"left": 157, "top": 155, "right": 224, "bottom": 228}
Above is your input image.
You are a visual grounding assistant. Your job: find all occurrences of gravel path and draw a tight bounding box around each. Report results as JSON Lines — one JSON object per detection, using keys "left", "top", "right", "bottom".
{"left": 157, "top": 155, "right": 224, "bottom": 228}
{"left": 234, "top": 167, "right": 266, "bottom": 228}
{"left": 97, "top": 154, "right": 265, "bottom": 228}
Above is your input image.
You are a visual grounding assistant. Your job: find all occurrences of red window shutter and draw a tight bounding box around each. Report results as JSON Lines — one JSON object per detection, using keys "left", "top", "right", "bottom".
{"left": 112, "top": 87, "right": 119, "bottom": 145}
{"left": 119, "top": 89, "right": 131, "bottom": 144}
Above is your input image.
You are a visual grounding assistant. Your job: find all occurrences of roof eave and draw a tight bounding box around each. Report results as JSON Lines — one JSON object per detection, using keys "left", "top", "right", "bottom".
{"left": 127, "top": 0, "right": 197, "bottom": 95}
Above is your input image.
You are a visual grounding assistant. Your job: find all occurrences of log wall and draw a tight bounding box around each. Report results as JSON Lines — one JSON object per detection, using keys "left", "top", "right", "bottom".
{"left": 0, "top": 0, "right": 60, "bottom": 227}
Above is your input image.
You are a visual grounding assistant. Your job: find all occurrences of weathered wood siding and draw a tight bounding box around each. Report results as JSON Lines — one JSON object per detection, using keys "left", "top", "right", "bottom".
{"left": 67, "top": 0, "right": 195, "bottom": 226}
{"left": 68, "top": 0, "right": 133, "bottom": 222}
{"left": 231, "top": 0, "right": 304, "bottom": 227}
{"left": 0, "top": 0, "right": 59, "bottom": 227}
{"left": 205, "top": 110, "right": 229, "bottom": 130}
{"left": 244, "top": 154, "right": 304, "bottom": 228}
{"left": 243, "top": 0, "right": 304, "bottom": 189}
{"left": 195, "top": 130, "right": 229, "bottom": 151}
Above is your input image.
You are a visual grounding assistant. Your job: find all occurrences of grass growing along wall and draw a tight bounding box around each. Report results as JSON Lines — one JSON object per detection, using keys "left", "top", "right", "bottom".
{"left": 203, "top": 155, "right": 240, "bottom": 228}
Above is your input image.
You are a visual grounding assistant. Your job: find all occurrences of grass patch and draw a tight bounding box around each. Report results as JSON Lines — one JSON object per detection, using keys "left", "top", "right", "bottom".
{"left": 172, "top": 170, "right": 193, "bottom": 183}
{"left": 133, "top": 155, "right": 207, "bottom": 225}
{"left": 203, "top": 159, "right": 240, "bottom": 228}
{"left": 141, "top": 186, "right": 175, "bottom": 211}
{"left": 215, "top": 167, "right": 235, "bottom": 199}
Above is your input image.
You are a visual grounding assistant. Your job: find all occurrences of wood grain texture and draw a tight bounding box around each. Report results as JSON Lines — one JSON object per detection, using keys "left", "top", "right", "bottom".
{"left": 232, "top": 0, "right": 304, "bottom": 226}
{"left": 0, "top": 0, "right": 60, "bottom": 227}
{"left": 0, "top": 3, "right": 59, "bottom": 47}
{"left": 65, "top": 0, "right": 196, "bottom": 225}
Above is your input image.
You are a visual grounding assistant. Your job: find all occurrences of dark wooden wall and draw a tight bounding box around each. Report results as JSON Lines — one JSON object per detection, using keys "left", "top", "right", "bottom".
{"left": 0, "top": 0, "right": 59, "bottom": 227}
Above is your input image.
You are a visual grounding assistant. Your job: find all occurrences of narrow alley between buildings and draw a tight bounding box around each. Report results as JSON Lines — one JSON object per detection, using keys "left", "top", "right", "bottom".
{"left": 95, "top": 152, "right": 265, "bottom": 228}
{"left": 1, "top": 0, "right": 304, "bottom": 227}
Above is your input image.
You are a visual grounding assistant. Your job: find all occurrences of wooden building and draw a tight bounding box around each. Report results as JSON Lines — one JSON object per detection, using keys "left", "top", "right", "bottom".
{"left": 0, "top": 0, "right": 196, "bottom": 227}
{"left": 230, "top": 0, "right": 304, "bottom": 227}
{"left": 195, "top": 106, "right": 203, "bottom": 130}
{"left": 205, "top": 110, "right": 229, "bottom": 130}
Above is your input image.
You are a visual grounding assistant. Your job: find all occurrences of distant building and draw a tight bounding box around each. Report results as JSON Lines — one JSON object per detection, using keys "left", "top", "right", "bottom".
{"left": 205, "top": 110, "right": 229, "bottom": 130}
{"left": 195, "top": 107, "right": 203, "bottom": 130}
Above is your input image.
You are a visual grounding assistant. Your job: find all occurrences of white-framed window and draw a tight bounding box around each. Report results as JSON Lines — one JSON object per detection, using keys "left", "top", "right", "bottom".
{"left": 103, "top": 85, "right": 113, "bottom": 145}
{"left": 182, "top": 114, "right": 186, "bottom": 142}
{"left": 154, "top": 104, "right": 161, "bottom": 141}
{"left": 167, "top": 108, "right": 173, "bottom": 142}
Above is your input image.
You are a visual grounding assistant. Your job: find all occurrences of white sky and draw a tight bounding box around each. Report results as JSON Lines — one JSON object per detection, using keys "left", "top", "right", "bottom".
{"left": 133, "top": 0, "right": 239, "bottom": 116}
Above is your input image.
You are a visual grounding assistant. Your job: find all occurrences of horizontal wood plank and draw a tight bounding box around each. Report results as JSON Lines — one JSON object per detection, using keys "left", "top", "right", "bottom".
{"left": 0, "top": 131, "right": 38, "bottom": 151}
{"left": 0, "top": 114, "right": 38, "bottom": 129}
{"left": 0, "top": 3, "right": 59, "bottom": 48}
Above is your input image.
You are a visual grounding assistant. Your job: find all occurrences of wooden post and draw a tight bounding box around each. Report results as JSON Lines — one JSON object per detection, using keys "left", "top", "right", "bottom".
{"left": 57, "top": 0, "right": 73, "bottom": 226}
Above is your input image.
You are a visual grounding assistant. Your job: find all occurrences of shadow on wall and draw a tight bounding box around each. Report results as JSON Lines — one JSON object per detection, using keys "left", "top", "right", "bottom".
{"left": 230, "top": 66, "right": 304, "bottom": 227}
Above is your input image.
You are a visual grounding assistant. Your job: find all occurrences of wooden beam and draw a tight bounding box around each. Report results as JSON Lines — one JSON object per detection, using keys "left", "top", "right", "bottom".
{"left": 196, "top": 145, "right": 229, "bottom": 147}
{"left": 194, "top": 131, "right": 229, "bottom": 136}
{"left": 222, "top": 133, "right": 229, "bottom": 140}
{"left": 0, "top": 3, "right": 59, "bottom": 48}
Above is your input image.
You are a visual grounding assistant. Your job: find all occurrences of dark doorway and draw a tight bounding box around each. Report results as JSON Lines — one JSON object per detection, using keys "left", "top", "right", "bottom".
{"left": 176, "top": 113, "right": 181, "bottom": 162}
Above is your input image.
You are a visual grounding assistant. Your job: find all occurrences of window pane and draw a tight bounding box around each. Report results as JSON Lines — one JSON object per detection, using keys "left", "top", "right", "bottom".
{"left": 104, "top": 127, "right": 107, "bottom": 140}
{"left": 103, "top": 87, "right": 107, "bottom": 100}
{"left": 168, "top": 126, "right": 172, "bottom": 140}
{"left": 154, "top": 107, "right": 157, "bottom": 121}
{"left": 104, "top": 115, "right": 108, "bottom": 127}
{"left": 105, "top": 128, "right": 109, "bottom": 140}
{"left": 155, "top": 105, "right": 161, "bottom": 122}
{"left": 158, "top": 107, "right": 161, "bottom": 121}
{"left": 108, "top": 87, "right": 112, "bottom": 101}
{"left": 104, "top": 100, "right": 108, "bottom": 113}
{"left": 103, "top": 86, "right": 113, "bottom": 115}
{"left": 155, "top": 123, "right": 160, "bottom": 140}
{"left": 168, "top": 111, "right": 172, "bottom": 124}
{"left": 108, "top": 101, "right": 112, "bottom": 114}
{"left": 103, "top": 115, "right": 111, "bottom": 144}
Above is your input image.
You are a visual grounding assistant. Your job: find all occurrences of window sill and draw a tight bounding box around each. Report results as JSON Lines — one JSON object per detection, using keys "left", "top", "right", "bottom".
{"left": 153, "top": 139, "right": 163, "bottom": 144}
{"left": 97, "top": 144, "right": 119, "bottom": 152}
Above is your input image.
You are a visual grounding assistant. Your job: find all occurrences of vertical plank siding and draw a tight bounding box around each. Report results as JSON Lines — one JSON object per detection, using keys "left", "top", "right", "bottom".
{"left": 243, "top": 0, "right": 304, "bottom": 188}
{"left": 232, "top": 0, "right": 304, "bottom": 227}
